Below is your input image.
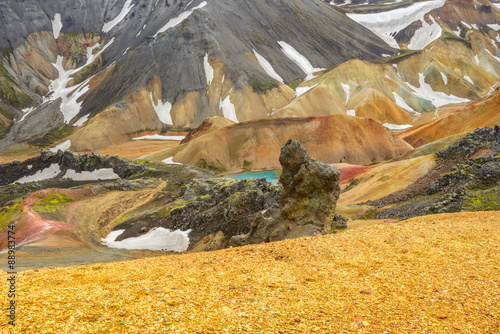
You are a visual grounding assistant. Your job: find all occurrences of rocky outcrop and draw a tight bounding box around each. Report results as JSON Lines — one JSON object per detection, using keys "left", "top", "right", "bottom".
{"left": 231, "top": 139, "right": 343, "bottom": 246}
{"left": 278, "top": 139, "right": 342, "bottom": 233}
{"left": 0, "top": 150, "right": 153, "bottom": 186}
{"left": 363, "top": 126, "right": 500, "bottom": 220}
{"left": 114, "top": 139, "right": 344, "bottom": 251}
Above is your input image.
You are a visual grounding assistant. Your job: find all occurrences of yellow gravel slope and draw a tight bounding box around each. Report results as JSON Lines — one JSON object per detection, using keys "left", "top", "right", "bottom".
{"left": 2, "top": 212, "right": 500, "bottom": 333}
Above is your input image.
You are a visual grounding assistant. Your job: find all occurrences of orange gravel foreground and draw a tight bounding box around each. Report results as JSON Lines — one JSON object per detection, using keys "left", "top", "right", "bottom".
{"left": 2, "top": 212, "right": 500, "bottom": 333}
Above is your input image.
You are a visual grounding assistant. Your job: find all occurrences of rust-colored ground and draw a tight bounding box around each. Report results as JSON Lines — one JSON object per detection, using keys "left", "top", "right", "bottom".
{"left": 2, "top": 211, "right": 499, "bottom": 333}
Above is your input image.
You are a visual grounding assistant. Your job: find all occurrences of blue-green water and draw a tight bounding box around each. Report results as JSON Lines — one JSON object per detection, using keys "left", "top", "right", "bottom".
{"left": 225, "top": 170, "right": 280, "bottom": 184}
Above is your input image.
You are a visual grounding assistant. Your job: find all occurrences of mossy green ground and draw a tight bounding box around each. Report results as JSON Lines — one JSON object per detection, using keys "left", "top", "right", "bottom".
{"left": 32, "top": 193, "right": 72, "bottom": 213}
{"left": 0, "top": 201, "right": 23, "bottom": 231}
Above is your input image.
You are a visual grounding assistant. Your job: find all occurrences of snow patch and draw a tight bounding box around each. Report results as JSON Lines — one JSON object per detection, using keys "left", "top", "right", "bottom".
{"left": 103, "top": 0, "right": 134, "bottom": 33}
{"left": 220, "top": 95, "right": 238, "bottom": 122}
{"left": 162, "top": 157, "right": 182, "bottom": 165}
{"left": 393, "top": 92, "right": 417, "bottom": 114}
{"left": 15, "top": 164, "right": 62, "bottom": 184}
{"left": 383, "top": 123, "right": 413, "bottom": 130}
{"left": 487, "top": 24, "right": 500, "bottom": 31}
{"left": 440, "top": 72, "right": 448, "bottom": 85}
{"left": 461, "top": 21, "right": 472, "bottom": 29}
{"left": 101, "top": 228, "right": 191, "bottom": 252}
{"left": 47, "top": 39, "right": 114, "bottom": 124}
{"left": 150, "top": 92, "right": 173, "bottom": 125}
{"left": 346, "top": 109, "right": 356, "bottom": 116}
{"left": 133, "top": 134, "right": 185, "bottom": 141}
{"left": 52, "top": 13, "right": 62, "bottom": 39}
{"left": 295, "top": 84, "right": 317, "bottom": 97}
{"left": 463, "top": 76, "right": 473, "bottom": 84}
{"left": 341, "top": 83, "right": 351, "bottom": 104}
{"left": 50, "top": 140, "right": 71, "bottom": 153}
{"left": 63, "top": 169, "right": 119, "bottom": 181}
{"left": 453, "top": 27, "right": 461, "bottom": 36}
{"left": 406, "top": 73, "right": 470, "bottom": 108}
{"left": 154, "top": 1, "right": 207, "bottom": 37}
{"left": 485, "top": 49, "right": 500, "bottom": 63}
{"left": 474, "top": 55, "right": 479, "bottom": 64}
{"left": 203, "top": 53, "right": 214, "bottom": 86}
{"left": 408, "top": 15, "right": 441, "bottom": 50}
{"left": 253, "top": 50, "right": 284, "bottom": 83}
{"left": 277, "top": 41, "right": 325, "bottom": 80}
{"left": 74, "top": 114, "right": 89, "bottom": 127}
{"left": 346, "top": 0, "right": 445, "bottom": 49}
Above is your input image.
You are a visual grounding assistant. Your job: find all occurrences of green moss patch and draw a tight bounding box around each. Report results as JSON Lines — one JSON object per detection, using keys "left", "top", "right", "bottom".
{"left": 32, "top": 193, "right": 72, "bottom": 213}
{"left": 0, "top": 201, "right": 23, "bottom": 232}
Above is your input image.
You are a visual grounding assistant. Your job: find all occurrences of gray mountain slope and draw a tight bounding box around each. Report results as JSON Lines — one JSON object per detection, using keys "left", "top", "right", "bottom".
{"left": 0, "top": 0, "right": 395, "bottom": 150}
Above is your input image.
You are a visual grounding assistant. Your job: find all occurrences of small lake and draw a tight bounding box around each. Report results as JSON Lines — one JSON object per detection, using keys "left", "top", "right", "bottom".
{"left": 225, "top": 170, "right": 280, "bottom": 184}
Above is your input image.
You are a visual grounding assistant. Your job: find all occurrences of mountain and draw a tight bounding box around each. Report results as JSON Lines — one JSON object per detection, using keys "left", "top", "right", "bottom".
{"left": 0, "top": 0, "right": 395, "bottom": 152}
{"left": 141, "top": 115, "right": 413, "bottom": 172}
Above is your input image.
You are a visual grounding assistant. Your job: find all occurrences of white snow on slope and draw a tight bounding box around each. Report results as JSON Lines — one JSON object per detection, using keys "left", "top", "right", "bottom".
{"left": 74, "top": 114, "right": 89, "bottom": 127}
{"left": 154, "top": 1, "right": 207, "bottom": 37}
{"left": 474, "top": 55, "right": 479, "bottom": 65}
{"left": 18, "top": 107, "right": 35, "bottom": 123}
{"left": 50, "top": 140, "right": 71, "bottom": 152}
{"left": 102, "top": 228, "right": 191, "bottom": 252}
{"left": 441, "top": 72, "right": 448, "bottom": 85}
{"left": 103, "top": 0, "right": 134, "bottom": 33}
{"left": 52, "top": 13, "right": 62, "bottom": 39}
{"left": 203, "top": 53, "right": 214, "bottom": 86}
{"left": 383, "top": 123, "right": 413, "bottom": 130}
{"left": 346, "top": 0, "right": 445, "bottom": 48}
{"left": 150, "top": 92, "right": 173, "bottom": 125}
{"left": 485, "top": 49, "right": 500, "bottom": 63}
{"left": 494, "top": 3, "right": 500, "bottom": 10}
{"left": 47, "top": 39, "right": 114, "bottom": 124}
{"left": 453, "top": 27, "right": 461, "bottom": 36}
{"left": 295, "top": 84, "right": 317, "bottom": 97}
{"left": 63, "top": 168, "right": 119, "bottom": 181}
{"left": 277, "top": 41, "right": 325, "bottom": 81}
{"left": 133, "top": 134, "right": 185, "bottom": 141}
{"left": 162, "top": 157, "right": 182, "bottom": 165}
{"left": 253, "top": 50, "right": 284, "bottom": 83}
{"left": 341, "top": 83, "right": 351, "bottom": 104}
{"left": 16, "top": 164, "right": 62, "bottom": 184}
{"left": 220, "top": 95, "right": 238, "bottom": 122}
{"left": 347, "top": 109, "right": 356, "bottom": 116}
{"left": 408, "top": 15, "right": 441, "bottom": 50}
{"left": 406, "top": 73, "right": 470, "bottom": 107}
{"left": 461, "top": 21, "right": 472, "bottom": 29}
{"left": 463, "top": 75, "right": 473, "bottom": 84}
{"left": 488, "top": 24, "right": 500, "bottom": 31}
{"left": 393, "top": 92, "right": 417, "bottom": 113}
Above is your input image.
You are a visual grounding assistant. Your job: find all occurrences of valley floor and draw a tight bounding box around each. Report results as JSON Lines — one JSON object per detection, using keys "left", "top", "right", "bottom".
{"left": 1, "top": 211, "right": 499, "bottom": 333}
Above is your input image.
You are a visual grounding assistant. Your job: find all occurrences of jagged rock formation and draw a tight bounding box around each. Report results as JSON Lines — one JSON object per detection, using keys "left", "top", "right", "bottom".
{"left": 113, "top": 139, "right": 344, "bottom": 250}
{"left": 363, "top": 126, "right": 500, "bottom": 219}
{"left": 231, "top": 139, "right": 344, "bottom": 246}
{"left": 278, "top": 139, "right": 342, "bottom": 233}
{"left": 0, "top": 149, "right": 151, "bottom": 186}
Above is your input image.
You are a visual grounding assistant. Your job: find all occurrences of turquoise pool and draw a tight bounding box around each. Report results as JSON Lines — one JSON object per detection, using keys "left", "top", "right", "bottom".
{"left": 225, "top": 170, "right": 280, "bottom": 184}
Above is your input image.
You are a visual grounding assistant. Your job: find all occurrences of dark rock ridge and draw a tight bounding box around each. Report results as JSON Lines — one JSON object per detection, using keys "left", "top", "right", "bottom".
{"left": 114, "top": 139, "right": 344, "bottom": 251}
{"left": 363, "top": 126, "right": 500, "bottom": 220}
{"left": 0, "top": 149, "right": 152, "bottom": 186}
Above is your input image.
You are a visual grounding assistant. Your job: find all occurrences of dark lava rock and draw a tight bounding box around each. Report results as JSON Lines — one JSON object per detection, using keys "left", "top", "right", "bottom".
{"left": 279, "top": 139, "right": 342, "bottom": 233}
{"left": 363, "top": 126, "right": 500, "bottom": 220}
{"left": 231, "top": 139, "right": 343, "bottom": 246}
{"left": 116, "top": 139, "right": 344, "bottom": 251}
